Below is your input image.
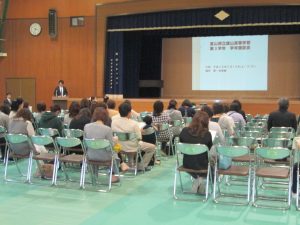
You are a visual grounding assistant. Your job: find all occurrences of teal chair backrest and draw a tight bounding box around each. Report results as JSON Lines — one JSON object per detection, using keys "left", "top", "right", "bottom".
{"left": 255, "top": 147, "right": 290, "bottom": 160}
{"left": 114, "top": 132, "right": 137, "bottom": 142}
{"left": 84, "top": 138, "right": 111, "bottom": 150}
{"left": 262, "top": 138, "right": 290, "bottom": 148}
{"left": 268, "top": 131, "right": 293, "bottom": 139}
{"left": 229, "top": 137, "right": 256, "bottom": 147}
{"left": 6, "top": 134, "right": 28, "bottom": 144}
{"left": 31, "top": 135, "right": 54, "bottom": 146}
{"left": 56, "top": 137, "right": 82, "bottom": 148}
{"left": 38, "top": 128, "right": 59, "bottom": 137}
{"left": 63, "top": 129, "right": 83, "bottom": 138}
{"left": 176, "top": 142, "right": 208, "bottom": 155}
{"left": 270, "top": 127, "right": 294, "bottom": 134}
{"left": 217, "top": 146, "right": 249, "bottom": 158}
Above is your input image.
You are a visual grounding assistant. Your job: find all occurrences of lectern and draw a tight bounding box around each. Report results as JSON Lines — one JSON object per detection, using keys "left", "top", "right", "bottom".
{"left": 52, "top": 96, "right": 68, "bottom": 110}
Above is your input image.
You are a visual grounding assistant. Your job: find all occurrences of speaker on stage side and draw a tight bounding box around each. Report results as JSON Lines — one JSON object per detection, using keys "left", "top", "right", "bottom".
{"left": 48, "top": 9, "right": 57, "bottom": 38}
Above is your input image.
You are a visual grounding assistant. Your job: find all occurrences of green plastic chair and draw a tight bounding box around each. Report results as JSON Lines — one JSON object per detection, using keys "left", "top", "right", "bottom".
{"left": 213, "top": 146, "right": 251, "bottom": 205}
{"left": 252, "top": 147, "right": 292, "bottom": 210}
{"left": 83, "top": 138, "right": 120, "bottom": 192}
{"left": 4, "top": 134, "right": 33, "bottom": 183}
{"left": 55, "top": 137, "right": 86, "bottom": 187}
{"left": 173, "top": 142, "right": 211, "bottom": 202}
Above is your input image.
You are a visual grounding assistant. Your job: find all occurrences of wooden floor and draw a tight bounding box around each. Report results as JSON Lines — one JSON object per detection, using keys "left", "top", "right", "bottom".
{"left": 0, "top": 158, "right": 299, "bottom": 225}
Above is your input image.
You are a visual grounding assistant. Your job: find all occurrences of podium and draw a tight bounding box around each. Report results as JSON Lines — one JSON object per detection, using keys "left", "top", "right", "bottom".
{"left": 52, "top": 96, "right": 68, "bottom": 110}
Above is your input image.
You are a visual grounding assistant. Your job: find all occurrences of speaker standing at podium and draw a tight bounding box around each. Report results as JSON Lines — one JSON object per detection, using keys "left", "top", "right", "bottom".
{"left": 53, "top": 80, "right": 68, "bottom": 97}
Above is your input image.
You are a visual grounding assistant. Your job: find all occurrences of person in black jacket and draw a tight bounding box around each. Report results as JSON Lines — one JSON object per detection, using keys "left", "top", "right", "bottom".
{"left": 267, "top": 98, "right": 297, "bottom": 131}
{"left": 38, "top": 104, "right": 63, "bottom": 135}
{"left": 53, "top": 80, "right": 68, "bottom": 97}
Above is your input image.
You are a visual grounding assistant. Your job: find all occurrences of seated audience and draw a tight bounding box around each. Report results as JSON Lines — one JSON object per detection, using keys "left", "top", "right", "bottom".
{"left": 178, "top": 99, "right": 196, "bottom": 117}
{"left": 111, "top": 102, "right": 155, "bottom": 171}
{"left": 107, "top": 99, "right": 119, "bottom": 118}
{"left": 64, "top": 101, "right": 80, "bottom": 126}
{"left": 0, "top": 104, "right": 10, "bottom": 116}
{"left": 3, "top": 92, "right": 12, "bottom": 108}
{"left": 80, "top": 98, "right": 90, "bottom": 109}
{"left": 267, "top": 97, "right": 297, "bottom": 131}
{"left": 211, "top": 102, "right": 235, "bottom": 136}
{"left": 232, "top": 99, "right": 246, "bottom": 121}
{"left": 165, "top": 99, "right": 182, "bottom": 122}
{"left": 38, "top": 104, "right": 63, "bottom": 135}
{"left": 35, "top": 102, "right": 46, "bottom": 124}
{"left": 0, "top": 105, "right": 9, "bottom": 160}
{"left": 84, "top": 107, "right": 119, "bottom": 183}
{"left": 69, "top": 108, "right": 91, "bottom": 131}
{"left": 227, "top": 102, "right": 246, "bottom": 127}
{"left": 9, "top": 97, "right": 24, "bottom": 119}
{"left": 179, "top": 111, "right": 213, "bottom": 193}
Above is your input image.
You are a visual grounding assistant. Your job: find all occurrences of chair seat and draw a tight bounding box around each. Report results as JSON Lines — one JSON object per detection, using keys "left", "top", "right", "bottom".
{"left": 33, "top": 153, "right": 56, "bottom": 161}
{"left": 177, "top": 165, "right": 207, "bottom": 174}
{"left": 263, "top": 158, "right": 290, "bottom": 164}
{"left": 256, "top": 167, "right": 290, "bottom": 179}
{"left": 10, "top": 153, "right": 30, "bottom": 159}
{"left": 120, "top": 150, "right": 137, "bottom": 156}
{"left": 218, "top": 165, "right": 249, "bottom": 176}
{"left": 60, "top": 154, "right": 83, "bottom": 163}
{"left": 87, "top": 159, "right": 112, "bottom": 166}
{"left": 232, "top": 155, "right": 255, "bottom": 162}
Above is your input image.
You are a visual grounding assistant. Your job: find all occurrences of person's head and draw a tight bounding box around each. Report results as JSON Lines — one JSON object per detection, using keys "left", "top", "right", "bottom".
{"left": 11, "top": 97, "right": 24, "bottom": 112}
{"left": 15, "top": 108, "right": 32, "bottom": 121}
{"left": 6, "top": 92, "right": 11, "bottom": 99}
{"left": 223, "top": 103, "right": 230, "bottom": 113}
{"left": 143, "top": 115, "right": 152, "bottom": 125}
{"left": 103, "top": 95, "right": 109, "bottom": 103}
{"left": 181, "top": 99, "right": 192, "bottom": 108}
{"left": 189, "top": 111, "right": 209, "bottom": 137}
{"left": 0, "top": 104, "right": 10, "bottom": 115}
{"left": 212, "top": 102, "right": 224, "bottom": 115}
{"left": 68, "top": 101, "right": 80, "bottom": 118}
{"left": 153, "top": 100, "right": 164, "bottom": 116}
{"left": 119, "top": 102, "right": 132, "bottom": 118}
{"left": 107, "top": 99, "right": 116, "bottom": 110}
{"left": 168, "top": 99, "right": 177, "bottom": 110}
{"left": 50, "top": 104, "right": 61, "bottom": 115}
{"left": 80, "top": 98, "right": 90, "bottom": 109}
{"left": 98, "top": 102, "right": 108, "bottom": 109}
{"left": 91, "top": 107, "right": 108, "bottom": 123}
{"left": 77, "top": 108, "right": 91, "bottom": 120}
{"left": 201, "top": 105, "right": 213, "bottom": 118}
{"left": 229, "top": 102, "right": 240, "bottom": 113}
{"left": 36, "top": 102, "right": 46, "bottom": 113}
{"left": 123, "top": 99, "right": 132, "bottom": 106}
{"left": 58, "top": 80, "right": 64, "bottom": 87}
{"left": 16, "top": 97, "right": 24, "bottom": 109}
{"left": 232, "top": 99, "right": 242, "bottom": 111}
{"left": 23, "top": 102, "right": 29, "bottom": 109}
{"left": 278, "top": 97, "right": 289, "bottom": 111}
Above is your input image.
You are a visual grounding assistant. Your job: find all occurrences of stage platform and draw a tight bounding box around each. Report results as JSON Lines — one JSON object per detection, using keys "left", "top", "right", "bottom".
{"left": 67, "top": 98, "right": 300, "bottom": 115}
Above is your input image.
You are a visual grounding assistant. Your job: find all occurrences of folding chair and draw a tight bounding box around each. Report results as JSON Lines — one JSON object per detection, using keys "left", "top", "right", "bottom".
{"left": 63, "top": 128, "right": 84, "bottom": 154}
{"left": 0, "top": 125, "right": 8, "bottom": 164}
{"left": 213, "top": 146, "right": 251, "bottom": 205}
{"left": 252, "top": 147, "right": 292, "bottom": 210}
{"left": 30, "top": 135, "right": 59, "bottom": 185}
{"left": 4, "top": 134, "right": 33, "bottom": 183}
{"left": 183, "top": 117, "right": 192, "bottom": 127}
{"left": 142, "top": 127, "right": 157, "bottom": 164}
{"left": 270, "top": 127, "right": 295, "bottom": 134}
{"left": 114, "top": 132, "right": 145, "bottom": 176}
{"left": 83, "top": 138, "right": 120, "bottom": 192}
{"left": 37, "top": 128, "right": 60, "bottom": 151}
{"left": 154, "top": 123, "right": 174, "bottom": 156}
{"left": 54, "top": 137, "right": 86, "bottom": 187}
{"left": 173, "top": 142, "right": 211, "bottom": 201}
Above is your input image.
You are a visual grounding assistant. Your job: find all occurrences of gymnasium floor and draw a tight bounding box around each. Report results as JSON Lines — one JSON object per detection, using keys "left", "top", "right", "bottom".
{"left": 0, "top": 158, "right": 299, "bottom": 225}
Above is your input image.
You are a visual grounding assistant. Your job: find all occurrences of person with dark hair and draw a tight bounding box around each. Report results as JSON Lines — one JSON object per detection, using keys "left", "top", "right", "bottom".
{"left": 103, "top": 95, "right": 109, "bottom": 103}
{"left": 38, "top": 104, "right": 63, "bottom": 135}
{"left": 9, "top": 97, "right": 24, "bottom": 119}
{"left": 0, "top": 105, "right": 9, "bottom": 160}
{"left": 84, "top": 107, "right": 120, "bottom": 183}
{"left": 232, "top": 99, "right": 246, "bottom": 121}
{"left": 212, "top": 102, "right": 235, "bottom": 136}
{"left": 69, "top": 108, "right": 92, "bottom": 131}
{"left": 107, "top": 99, "right": 119, "bottom": 118}
{"left": 179, "top": 111, "right": 213, "bottom": 193}
{"left": 178, "top": 99, "right": 196, "bottom": 117}
{"left": 166, "top": 99, "right": 182, "bottom": 122}
{"left": 34, "top": 102, "right": 46, "bottom": 124}
{"left": 3, "top": 92, "right": 12, "bottom": 107}
{"left": 64, "top": 101, "right": 80, "bottom": 126}
{"left": 0, "top": 104, "right": 10, "bottom": 116}
{"left": 80, "top": 98, "right": 90, "bottom": 109}
{"left": 120, "top": 99, "right": 139, "bottom": 120}
{"left": 53, "top": 80, "right": 68, "bottom": 97}
{"left": 111, "top": 102, "right": 155, "bottom": 171}
{"left": 227, "top": 102, "right": 246, "bottom": 127}
{"left": 152, "top": 100, "right": 171, "bottom": 151}
{"left": 267, "top": 97, "right": 297, "bottom": 131}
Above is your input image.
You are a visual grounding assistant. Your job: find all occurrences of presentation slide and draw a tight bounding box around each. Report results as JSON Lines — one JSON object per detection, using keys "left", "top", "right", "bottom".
{"left": 192, "top": 35, "right": 268, "bottom": 91}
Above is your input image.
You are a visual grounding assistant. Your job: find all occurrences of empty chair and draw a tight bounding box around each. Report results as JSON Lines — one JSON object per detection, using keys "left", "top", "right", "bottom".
{"left": 252, "top": 147, "right": 293, "bottom": 210}
{"left": 54, "top": 137, "right": 86, "bottom": 187}
{"left": 83, "top": 138, "right": 120, "bottom": 192}
{"left": 213, "top": 146, "right": 251, "bottom": 205}
{"left": 173, "top": 142, "right": 211, "bottom": 201}
{"left": 4, "top": 134, "right": 33, "bottom": 183}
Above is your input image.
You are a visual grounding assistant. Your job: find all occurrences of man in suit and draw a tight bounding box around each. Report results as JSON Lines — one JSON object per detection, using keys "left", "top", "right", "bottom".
{"left": 3, "top": 92, "right": 12, "bottom": 107}
{"left": 53, "top": 80, "right": 68, "bottom": 97}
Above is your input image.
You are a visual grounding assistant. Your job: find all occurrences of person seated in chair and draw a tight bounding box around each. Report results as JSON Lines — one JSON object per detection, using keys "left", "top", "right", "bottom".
{"left": 179, "top": 111, "right": 213, "bottom": 194}
{"left": 112, "top": 102, "right": 155, "bottom": 171}
{"left": 178, "top": 99, "right": 196, "bottom": 118}
{"left": 38, "top": 104, "right": 63, "bottom": 136}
